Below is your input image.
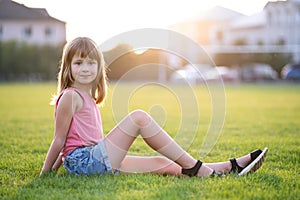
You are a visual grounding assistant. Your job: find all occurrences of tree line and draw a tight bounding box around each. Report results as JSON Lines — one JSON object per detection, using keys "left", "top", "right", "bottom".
{"left": 0, "top": 40, "right": 64, "bottom": 81}
{"left": 0, "top": 40, "right": 292, "bottom": 82}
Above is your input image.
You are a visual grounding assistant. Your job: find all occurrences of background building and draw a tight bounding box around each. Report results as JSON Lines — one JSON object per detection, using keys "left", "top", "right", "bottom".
{"left": 170, "top": 0, "right": 300, "bottom": 64}
{"left": 0, "top": 0, "right": 66, "bottom": 45}
{"left": 213, "top": 0, "right": 300, "bottom": 63}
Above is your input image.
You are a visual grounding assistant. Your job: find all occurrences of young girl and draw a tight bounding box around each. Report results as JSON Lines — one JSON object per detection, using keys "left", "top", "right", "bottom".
{"left": 40, "top": 37, "right": 267, "bottom": 177}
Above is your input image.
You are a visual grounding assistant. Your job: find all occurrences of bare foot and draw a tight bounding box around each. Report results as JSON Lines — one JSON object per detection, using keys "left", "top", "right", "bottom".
{"left": 235, "top": 154, "right": 252, "bottom": 168}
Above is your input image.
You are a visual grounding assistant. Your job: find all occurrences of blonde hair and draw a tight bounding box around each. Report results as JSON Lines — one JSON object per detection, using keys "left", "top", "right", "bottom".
{"left": 55, "top": 37, "right": 107, "bottom": 105}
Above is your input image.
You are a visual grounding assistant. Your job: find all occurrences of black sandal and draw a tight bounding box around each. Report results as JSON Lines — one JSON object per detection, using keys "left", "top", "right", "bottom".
{"left": 230, "top": 149, "right": 262, "bottom": 173}
{"left": 182, "top": 160, "right": 223, "bottom": 178}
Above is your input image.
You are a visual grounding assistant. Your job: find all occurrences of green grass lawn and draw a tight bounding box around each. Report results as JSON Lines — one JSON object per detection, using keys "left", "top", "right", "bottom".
{"left": 0, "top": 82, "right": 299, "bottom": 200}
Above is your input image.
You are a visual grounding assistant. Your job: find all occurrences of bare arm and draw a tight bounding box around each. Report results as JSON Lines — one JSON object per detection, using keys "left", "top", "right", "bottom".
{"left": 40, "top": 136, "right": 65, "bottom": 175}
{"left": 52, "top": 153, "right": 63, "bottom": 170}
{"left": 40, "top": 91, "right": 80, "bottom": 176}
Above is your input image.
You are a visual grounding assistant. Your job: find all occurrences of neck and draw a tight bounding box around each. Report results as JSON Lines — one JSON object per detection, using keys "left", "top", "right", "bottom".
{"left": 72, "top": 83, "right": 92, "bottom": 95}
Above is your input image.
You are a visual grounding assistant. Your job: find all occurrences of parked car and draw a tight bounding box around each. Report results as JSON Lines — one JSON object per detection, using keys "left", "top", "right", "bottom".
{"left": 215, "top": 66, "right": 239, "bottom": 82}
{"left": 240, "top": 63, "right": 278, "bottom": 81}
{"left": 281, "top": 63, "right": 300, "bottom": 80}
{"left": 170, "top": 64, "right": 217, "bottom": 84}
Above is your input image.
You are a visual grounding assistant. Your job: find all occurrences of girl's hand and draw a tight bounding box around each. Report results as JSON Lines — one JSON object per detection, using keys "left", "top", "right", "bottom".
{"left": 39, "top": 169, "right": 57, "bottom": 178}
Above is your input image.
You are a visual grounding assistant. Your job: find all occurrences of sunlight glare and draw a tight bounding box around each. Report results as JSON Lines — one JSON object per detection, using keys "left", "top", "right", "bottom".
{"left": 13, "top": 0, "right": 270, "bottom": 42}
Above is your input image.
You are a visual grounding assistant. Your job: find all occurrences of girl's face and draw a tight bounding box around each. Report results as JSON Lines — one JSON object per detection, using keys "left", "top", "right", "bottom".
{"left": 71, "top": 53, "right": 98, "bottom": 88}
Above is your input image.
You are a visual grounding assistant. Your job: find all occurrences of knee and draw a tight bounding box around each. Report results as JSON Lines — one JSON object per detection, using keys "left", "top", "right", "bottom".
{"left": 129, "top": 109, "right": 151, "bottom": 128}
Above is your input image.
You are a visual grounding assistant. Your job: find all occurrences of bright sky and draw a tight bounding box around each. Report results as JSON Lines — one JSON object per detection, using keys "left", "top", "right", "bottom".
{"left": 14, "top": 0, "right": 271, "bottom": 45}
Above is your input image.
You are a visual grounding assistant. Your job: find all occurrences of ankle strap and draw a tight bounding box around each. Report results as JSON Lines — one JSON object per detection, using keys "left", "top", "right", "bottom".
{"left": 230, "top": 158, "right": 243, "bottom": 173}
{"left": 182, "top": 160, "right": 202, "bottom": 177}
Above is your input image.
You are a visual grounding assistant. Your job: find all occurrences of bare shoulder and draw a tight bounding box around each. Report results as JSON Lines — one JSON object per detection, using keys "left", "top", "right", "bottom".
{"left": 57, "top": 90, "right": 83, "bottom": 113}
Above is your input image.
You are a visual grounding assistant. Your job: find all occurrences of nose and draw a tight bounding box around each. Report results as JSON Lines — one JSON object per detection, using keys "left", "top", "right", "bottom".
{"left": 80, "top": 64, "right": 89, "bottom": 72}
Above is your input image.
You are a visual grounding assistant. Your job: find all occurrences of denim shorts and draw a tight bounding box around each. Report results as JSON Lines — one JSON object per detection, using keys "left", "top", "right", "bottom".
{"left": 64, "top": 140, "right": 119, "bottom": 175}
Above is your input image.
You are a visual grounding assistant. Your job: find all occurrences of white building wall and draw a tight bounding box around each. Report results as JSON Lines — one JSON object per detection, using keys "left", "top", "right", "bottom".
{"left": 211, "top": 0, "right": 300, "bottom": 62}
{"left": 0, "top": 20, "right": 66, "bottom": 45}
{"left": 227, "top": 27, "right": 266, "bottom": 45}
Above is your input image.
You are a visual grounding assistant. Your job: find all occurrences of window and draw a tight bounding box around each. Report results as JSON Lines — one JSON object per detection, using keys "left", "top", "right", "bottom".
{"left": 44, "top": 27, "right": 52, "bottom": 37}
{"left": 257, "top": 40, "right": 264, "bottom": 46}
{"left": 216, "top": 30, "right": 223, "bottom": 42}
{"left": 277, "top": 38, "right": 285, "bottom": 45}
{"left": 24, "top": 26, "right": 32, "bottom": 37}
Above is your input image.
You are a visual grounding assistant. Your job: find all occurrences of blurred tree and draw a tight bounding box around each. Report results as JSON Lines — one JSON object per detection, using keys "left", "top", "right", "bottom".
{"left": 103, "top": 43, "right": 134, "bottom": 65}
{"left": 213, "top": 35, "right": 292, "bottom": 78}
{"left": 214, "top": 52, "right": 291, "bottom": 72}
{"left": 103, "top": 43, "right": 178, "bottom": 81}
{"left": 263, "top": 53, "right": 292, "bottom": 75}
{"left": 214, "top": 53, "right": 246, "bottom": 66}
{"left": 0, "top": 40, "right": 64, "bottom": 81}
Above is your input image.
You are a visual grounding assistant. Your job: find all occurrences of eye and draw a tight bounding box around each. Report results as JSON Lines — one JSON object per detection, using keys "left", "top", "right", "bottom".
{"left": 73, "top": 60, "right": 82, "bottom": 65}
{"left": 88, "top": 60, "right": 97, "bottom": 65}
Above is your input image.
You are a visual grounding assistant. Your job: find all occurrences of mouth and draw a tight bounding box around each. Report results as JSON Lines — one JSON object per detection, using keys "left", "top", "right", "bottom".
{"left": 79, "top": 75, "right": 91, "bottom": 78}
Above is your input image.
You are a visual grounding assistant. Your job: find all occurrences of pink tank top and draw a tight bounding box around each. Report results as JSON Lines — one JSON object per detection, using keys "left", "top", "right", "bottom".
{"left": 56, "top": 88, "right": 103, "bottom": 157}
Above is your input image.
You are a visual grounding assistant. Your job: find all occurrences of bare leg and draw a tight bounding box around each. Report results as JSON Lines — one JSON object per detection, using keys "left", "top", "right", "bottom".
{"left": 104, "top": 110, "right": 213, "bottom": 177}
{"left": 119, "top": 154, "right": 252, "bottom": 176}
{"left": 120, "top": 156, "right": 182, "bottom": 175}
